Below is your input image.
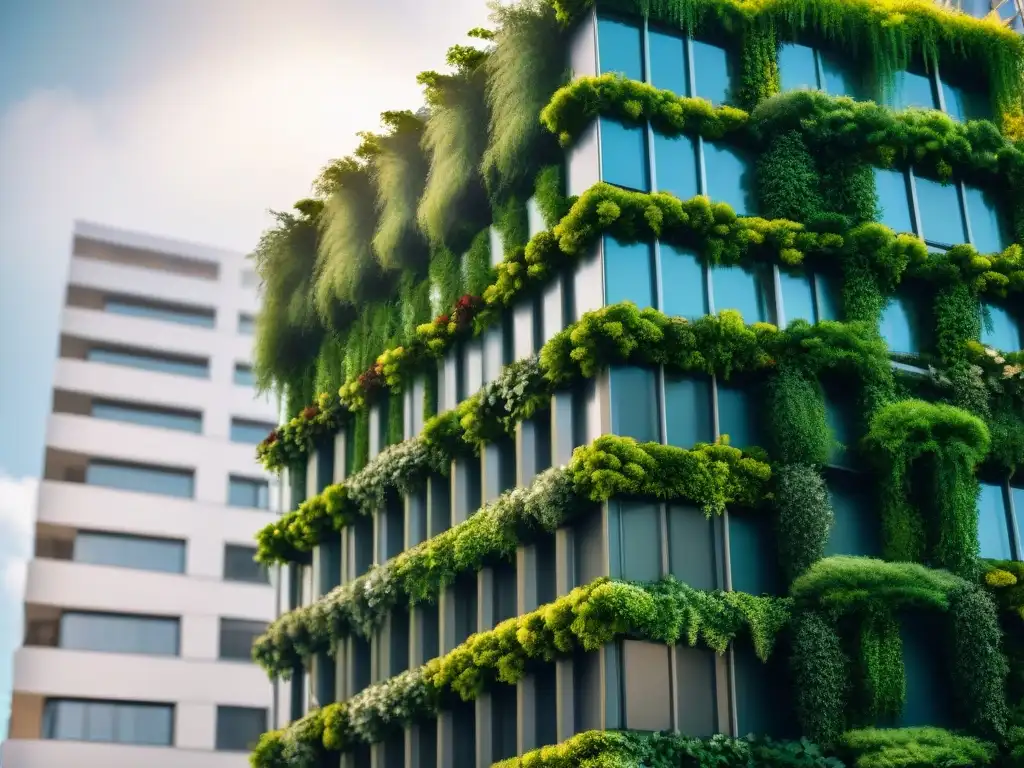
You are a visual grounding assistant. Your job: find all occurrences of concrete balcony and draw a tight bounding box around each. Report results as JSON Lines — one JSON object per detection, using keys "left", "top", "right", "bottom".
{"left": 68, "top": 254, "right": 223, "bottom": 309}
{"left": 0, "top": 737, "right": 251, "bottom": 768}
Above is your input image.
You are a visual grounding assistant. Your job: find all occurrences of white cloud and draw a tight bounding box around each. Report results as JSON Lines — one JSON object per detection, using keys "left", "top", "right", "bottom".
{"left": 0, "top": 474, "right": 36, "bottom": 599}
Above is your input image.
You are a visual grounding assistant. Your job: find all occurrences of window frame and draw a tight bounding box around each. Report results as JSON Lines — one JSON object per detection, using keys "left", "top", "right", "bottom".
{"left": 42, "top": 697, "right": 175, "bottom": 746}
{"left": 977, "top": 477, "right": 1024, "bottom": 562}
{"left": 223, "top": 543, "right": 270, "bottom": 584}
{"left": 58, "top": 610, "right": 181, "bottom": 656}
{"left": 72, "top": 530, "right": 186, "bottom": 574}
{"left": 227, "top": 475, "right": 270, "bottom": 509}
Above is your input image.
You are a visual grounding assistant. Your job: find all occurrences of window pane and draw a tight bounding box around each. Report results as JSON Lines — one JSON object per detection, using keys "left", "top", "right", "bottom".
{"left": 44, "top": 700, "right": 173, "bottom": 746}
{"left": 899, "top": 615, "right": 953, "bottom": 728}
{"left": 483, "top": 325, "right": 505, "bottom": 385}
{"left": 981, "top": 304, "right": 1021, "bottom": 350}
{"left": 74, "top": 531, "right": 185, "bottom": 573}
{"left": 778, "top": 43, "right": 819, "bottom": 91}
{"left": 915, "top": 176, "right": 966, "bottom": 246}
{"left": 815, "top": 273, "right": 842, "bottom": 322}
{"left": 91, "top": 400, "right": 202, "bottom": 433}
{"left": 118, "top": 703, "right": 174, "bottom": 745}
{"left": 653, "top": 132, "right": 699, "bottom": 200}
{"left": 60, "top": 612, "right": 179, "bottom": 655}
{"left": 978, "top": 482, "right": 1012, "bottom": 560}
{"left": 600, "top": 118, "right": 649, "bottom": 191}
{"left": 86, "top": 703, "right": 115, "bottom": 742}
{"left": 615, "top": 501, "right": 661, "bottom": 582}
{"left": 964, "top": 184, "right": 1008, "bottom": 254}
{"left": 874, "top": 168, "right": 913, "bottom": 233}
{"left": 711, "top": 264, "right": 771, "bottom": 324}
{"left": 610, "top": 366, "right": 660, "bottom": 443}
{"left": 649, "top": 29, "right": 687, "bottom": 95}
{"left": 728, "top": 512, "right": 780, "bottom": 594}
{"left": 820, "top": 50, "right": 861, "bottom": 99}
{"left": 880, "top": 296, "right": 924, "bottom": 355}
{"left": 704, "top": 142, "right": 756, "bottom": 216}
{"left": 44, "top": 700, "right": 87, "bottom": 740}
{"left": 717, "top": 386, "right": 759, "bottom": 450}
{"left": 87, "top": 347, "right": 209, "bottom": 378}
{"left": 104, "top": 297, "right": 214, "bottom": 328}
{"left": 604, "top": 238, "right": 654, "bottom": 308}
{"left": 660, "top": 244, "right": 708, "bottom": 319}
{"left": 86, "top": 460, "right": 194, "bottom": 498}
{"left": 597, "top": 17, "right": 644, "bottom": 80}
{"left": 234, "top": 364, "right": 255, "bottom": 387}
{"left": 667, "top": 504, "right": 717, "bottom": 590}
{"left": 228, "top": 476, "right": 269, "bottom": 509}
{"left": 664, "top": 374, "right": 714, "bottom": 448}
{"left": 941, "top": 80, "right": 990, "bottom": 122}
{"left": 238, "top": 313, "right": 255, "bottom": 335}
{"left": 216, "top": 706, "right": 267, "bottom": 751}
{"left": 463, "top": 338, "right": 484, "bottom": 396}
{"left": 224, "top": 544, "right": 269, "bottom": 583}
{"left": 1013, "top": 486, "right": 1024, "bottom": 544}
{"left": 889, "top": 70, "right": 937, "bottom": 110}
{"left": 825, "top": 388, "right": 859, "bottom": 469}
{"left": 779, "top": 270, "right": 816, "bottom": 326}
{"left": 692, "top": 40, "right": 731, "bottom": 105}
{"left": 230, "top": 418, "right": 275, "bottom": 444}
{"left": 825, "top": 473, "right": 881, "bottom": 557}
{"left": 220, "top": 618, "right": 267, "bottom": 661}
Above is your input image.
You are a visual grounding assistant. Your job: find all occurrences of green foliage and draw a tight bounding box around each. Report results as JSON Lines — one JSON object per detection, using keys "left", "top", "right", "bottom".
{"left": 791, "top": 610, "right": 849, "bottom": 745}
{"left": 737, "top": 22, "right": 780, "bottom": 110}
{"left": 758, "top": 131, "right": 826, "bottom": 224}
{"left": 463, "top": 228, "right": 493, "bottom": 297}
{"left": 866, "top": 400, "right": 990, "bottom": 576}
{"left": 774, "top": 464, "right": 835, "bottom": 583}
{"left": 428, "top": 246, "right": 462, "bottom": 314}
{"left": 764, "top": 368, "right": 831, "bottom": 466}
{"left": 839, "top": 727, "right": 997, "bottom": 768}
{"left": 533, "top": 163, "right": 570, "bottom": 228}
{"left": 860, "top": 612, "right": 905, "bottom": 721}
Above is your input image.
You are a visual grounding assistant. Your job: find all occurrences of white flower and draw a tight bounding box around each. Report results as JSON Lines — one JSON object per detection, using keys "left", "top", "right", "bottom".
{"left": 985, "top": 347, "right": 999, "bottom": 357}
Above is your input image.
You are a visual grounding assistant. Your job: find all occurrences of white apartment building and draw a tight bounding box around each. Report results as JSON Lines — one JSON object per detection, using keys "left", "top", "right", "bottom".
{"left": 2, "top": 221, "right": 280, "bottom": 768}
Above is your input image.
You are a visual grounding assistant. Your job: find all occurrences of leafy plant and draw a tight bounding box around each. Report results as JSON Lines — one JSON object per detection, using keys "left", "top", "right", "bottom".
{"left": 839, "top": 726, "right": 997, "bottom": 768}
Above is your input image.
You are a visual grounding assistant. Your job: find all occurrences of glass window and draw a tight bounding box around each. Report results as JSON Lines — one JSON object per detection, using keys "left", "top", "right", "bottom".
{"left": 597, "top": 17, "right": 644, "bottom": 81}
{"left": 542, "top": 279, "right": 565, "bottom": 345}
{"left": 982, "top": 304, "right": 1021, "bottom": 350}
{"left": 717, "top": 385, "right": 759, "bottom": 450}
{"left": 664, "top": 374, "right": 714, "bottom": 448}
{"left": 90, "top": 400, "right": 202, "bottom": 433}
{"left": 691, "top": 40, "right": 732, "bottom": 105}
{"left": 941, "top": 79, "right": 990, "bottom": 123}
{"left": 815, "top": 272, "right": 842, "bottom": 322}
{"left": 660, "top": 244, "right": 707, "bottom": 319}
{"left": 711, "top": 264, "right": 771, "bottom": 323}
{"left": 600, "top": 118, "right": 649, "bottom": 191}
{"left": 86, "top": 346, "right": 209, "bottom": 379}
{"left": 224, "top": 544, "right": 269, "bottom": 584}
{"left": 778, "top": 43, "right": 819, "bottom": 91}
{"left": 667, "top": 504, "right": 717, "bottom": 590}
{"left": 874, "top": 168, "right": 914, "bottom": 233}
{"left": 104, "top": 297, "right": 215, "bottom": 328}
{"left": 241, "top": 269, "right": 259, "bottom": 289}
{"left": 219, "top": 618, "right": 267, "bottom": 661}
{"left": 825, "top": 388, "right": 859, "bottom": 468}
{"left": 86, "top": 460, "right": 194, "bottom": 498}
{"left": 825, "top": 473, "right": 881, "bottom": 557}
{"left": 59, "top": 612, "right": 179, "bottom": 656}
{"left": 820, "top": 49, "right": 861, "bottom": 98}
{"left": 1012, "top": 485, "right": 1024, "bottom": 543}
{"left": 463, "top": 339, "right": 484, "bottom": 396}
{"left": 483, "top": 325, "right": 505, "bottom": 385}
{"left": 230, "top": 418, "right": 275, "bottom": 445}
{"left": 915, "top": 176, "right": 966, "bottom": 247}
{"left": 604, "top": 238, "right": 655, "bottom": 309}
{"left": 653, "top": 132, "right": 699, "bottom": 200}
{"left": 978, "top": 482, "right": 1012, "bottom": 560}
{"left": 238, "top": 313, "right": 255, "bottom": 335}
{"left": 880, "top": 295, "right": 925, "bottom": 355}
{"left": 649, "top": 29, "right": 687, "bottom": 95}
{"left": 43, "top": 699, "right": 173, "bottom": 745}
{"left": 964, "top": 184, "right": 1009, "bottom": 254}
{"left": 889, "top": 69, "right": 938, "bottom": 111}
{"left": 704, "top": 143, "right": 756, "bottom": 216}
{"left": 779, "top": 271, "right": 816, "bottom": 327}
{"left": 73, "top": 531, "right": 185, "bottom": 573}
{"left": 234, "top": 364, "right": 255, "bottom": 387}
{"left": 216, "top": 706, "right": 267, "bottom": 752}
{"left": 610, "top": 366, "right": 660, "bottom": 443}
{"left": 899, "top": 615, "right": 953, "bottom": 728}
{"left": 228, "top": 476, "right": 269, "bottom": 509}
{"left": 728, "top": 512, "right": 780, "bottom": 594}
{"left": 615, "top": 501, "right": 662, "bottom": 582}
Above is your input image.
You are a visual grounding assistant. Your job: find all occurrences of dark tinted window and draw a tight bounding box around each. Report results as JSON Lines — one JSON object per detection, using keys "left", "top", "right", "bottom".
{"left": 230, "top": 419, "right": 275, "bottom": 445}
{"left": 216, "top": 706, "right": 267, "bottom": 751}
{"left": 219, "top": 618, "right": 267, "bottom": 661}
{"left": 86, "top": 460, "right": 194, "bottom": 498}
{"left": 90, "top": 400, "right": 202, "bottom": 433}
{"left": 43, "top": 699, "right": 173, "bottom": 745}
{"left": 597, "top": 17, "right": 644, "bottom": 80}
{"left": 104, "top": 297, "right": 214, "bottom": 328}
{"left": 86, "top": 346, "right": 209, "bottom": 379}
{"left": 60, "top": 612, "right": 179, "bottom": 656}
{"left": 228, "top": 476, "right": 269, "bottom": 509}
{"left": 238, "top": 313, "right": 255, "bottom": 335}
{"left": 73, "top": 531, "right": 185, "bottom": 574}
{"left": 234, "top": 364, "right": 256, "bottom": 387}
{"left": 224, "top": 545, "right": 269, "bottom": 584}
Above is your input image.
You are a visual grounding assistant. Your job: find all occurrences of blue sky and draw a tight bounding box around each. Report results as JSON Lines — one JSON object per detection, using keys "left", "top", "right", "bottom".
{"left": 0, "top": 0, "right": 490, "bottom": 737}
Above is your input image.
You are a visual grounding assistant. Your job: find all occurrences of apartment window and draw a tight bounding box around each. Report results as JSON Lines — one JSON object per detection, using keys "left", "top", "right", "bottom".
{"left": 90, "top": 399, "right": 202, "bottom": 434}
{"left": 234, "top": 363, "right": 256, "bottom": 387}
{"left": 981, "top": 304, "right": 1022, "bottom": 351}
{"left": 824, "top": 471, "right": 881, "bottom": 557}
{"left": 664, "top": 374, "right": 714, "bottom": 449}
{"left": 610, "top": 366, "right": 661, "bottom": 443}
{"left": 228, "top": 476, "right": 269, "bottom": 509}
{"left": 86, "top": 460, "right": 194, "bottom": 498}
{"left": 597, "top": 16, "right": 644, "bottom": 80}
{"left": 73, "top": 531, "right": 185, "bottom": 573}
{"left": 704, "top": 142, "right": 757, "bottom": 216}
{"left": 604, "top": 238, "right": 655, "bottom": 308}
{"left": 777, "top": 42, "right": 862, "bottom": 99}
{"left": 104, "top": 296, "right": 215, "bottom": 328}
{"left": 718, "top": 385, "right": 760, "bottom": 450}
{"left": 941, "top": 73, "right": 990, "bottom": 123}
{"left": 978, "top": 482, "right": 1014, "bottom": 560}
{"left": 711, "top": 264, "right": 773, "bottom": 324}
{"left": 59, "top": 611, "right": 179, "bottom": 656}
{"left": 653, "top": 132, "right": 699, "bottom": 200}
{"left": 216, "top": 706, "right": 267, "bottom": 751}
{"left": 965, "top": 185, "right": 1010, "bottom": 254}
{"left": 224, "top": 544, "right": 269, "bottom": 584}
{"left": 659, "top": 245, "right": 707, "bottom": 319}
{"left": 600, "top": 118, "right": 649, "bottom": 191}
{"left": 880, "top": 294, "right": 927, "bottom": 356}
{"left": 86, "top": 346, "right": 209, "bottom": 379}
{"left": 42, "top": 698, "right": 174, "bottom": 745}
{"left": 219, "top": 618, "right": 267, "bottom": 661}
{"left": 230, "top": 418, "right": 275, "bottom": 445}
{"left": 241, "top": 269, "right": 259, "bottom": 289}
{"left": 778, "top": 270, "right": 841, "bottom": 327}
{"left": 238, "top": 313, "right": 255, "bottom": 335}
{"left": 647, "top": 26, "right": 734, "bottom": 105}
{"left": 887, "top": 67, "right": 939, "bottom": 111}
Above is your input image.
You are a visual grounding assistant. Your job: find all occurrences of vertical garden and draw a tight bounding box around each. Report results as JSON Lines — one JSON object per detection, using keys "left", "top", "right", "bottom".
{"left": 246, "top": 0, "right": 1024, "bottom": 766}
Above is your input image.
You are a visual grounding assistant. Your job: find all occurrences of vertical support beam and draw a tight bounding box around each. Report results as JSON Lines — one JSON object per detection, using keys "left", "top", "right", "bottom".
{"left": 516, "top": 544, "right": 540, "bottom": 755}
{"left": 475, "top": 568, "right": 495, "bottom": 768}
{"left": 554, "top": 526, "right": 575, "bottom": 741}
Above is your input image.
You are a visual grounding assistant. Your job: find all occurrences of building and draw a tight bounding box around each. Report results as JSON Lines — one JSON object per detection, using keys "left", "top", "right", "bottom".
{"left": 242, "top": 0, "right": 1024, "bottom": 766}
{"left": 2, "top": 221, "right": 280, "bottom": 768}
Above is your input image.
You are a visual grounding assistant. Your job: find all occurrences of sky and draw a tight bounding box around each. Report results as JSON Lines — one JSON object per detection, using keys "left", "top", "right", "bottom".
{"left": 0, "top": 0, "right": 491, "bottom": 738}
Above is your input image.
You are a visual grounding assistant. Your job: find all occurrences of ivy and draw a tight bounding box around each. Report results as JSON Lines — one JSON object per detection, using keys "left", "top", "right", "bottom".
{"left": 791, "top": 610, "right": 848, "bottom": 745}
{"left": 839, "top": 726, "right": 997, "bottom": 768}
{"left": 774, "top": 464, "right": 834, "bottom": 583}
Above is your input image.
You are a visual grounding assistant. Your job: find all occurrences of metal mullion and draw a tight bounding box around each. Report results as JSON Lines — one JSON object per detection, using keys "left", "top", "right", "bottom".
{"left": 1005, "top": 480, "right": 1022, "bottom": 562}
{"left": 958, "top": 181, "right": 974, "bottom": 247}
{"left": 906, "top": 167, "right": 925, "bottom": 240}
{"left": 814, "top": 47, "right": 826, "bottom": 92}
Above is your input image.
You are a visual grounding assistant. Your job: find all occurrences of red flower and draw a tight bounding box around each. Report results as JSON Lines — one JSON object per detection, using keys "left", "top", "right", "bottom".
{"left": 266, "top": 430, "right": 279, "bottom": 445}
{"left": 301, "top": 405, "right": 320, "bottom": 420}
{"left": 436, "top": 314, "right": 450, "bottom": 325}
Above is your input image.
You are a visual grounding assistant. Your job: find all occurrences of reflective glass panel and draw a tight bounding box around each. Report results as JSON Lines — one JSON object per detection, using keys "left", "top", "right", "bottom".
{"left": 597, "top": 17, "right": 644, "bottom": 80}
{"left": 889, "top": 70, "right": 937, "bottom": 110}
{"left": 600, "top": 118, "right": 649, "bottom": 191}
{"left": 964, "top": 184, "right": 1008, "bottom": 254}
{"left": 779, "top": 270, "right": 816, "bottom": 326}
{"left": 880, "top": 296, "right": 923, "bottom": 355}
{"left": 43, "top": 700, "right": 173, "bottom": 745}
{"left": 1013, "top": 486, "right": 1024, "bottom": 545}
{"left": 234, "top": 364, "right": 255, "bottom": 387}
{"left": 228, "top": 476, "right": 269, "bottom": 509}
{"left": 649, "top": 29, "right": 688, "bottom": 95}
{"left": 87, "top": 347, "right": 209, "bottom": 378}
{"left": 711, "top": 264, "right": 771, "bottom": 324}
{"left": 941, "top": 80, "right": 990, "bottom": 123}
{"left": 664, "top": 374, "right": 714, "bottom": 448}
{"left": 704, "top": 142, "right": 756, "bottom": 216}
{"left": 825, "top": 474, "right": 881, "bottom": 556}
{"left": 825, "top": 388, "right": 859, "bottom": 469}
{"left": 238, "top": 314, "right": 255, "bottom": 335}
{"left": 728, "top": 513, "right": 780, "bottom": 594}
{"left": 104, "top": 298, "right": 214, "bottom": 328}
{"left": 91, "top": 400, "right": 201, "bottom": 433}
{"left": 74, "top": 531, "right": 185, "bottom": 573}
{"left": 86, "top": 460, "right": 194, "bottom": 498}
{"left": 691, "top": 40, "right": 731, "bottom": 105}
{"left": 874, "top": 168, "right": 914, "bottom": 233}
{"left": 604, "top": 238, "right": 655, "bottom": 309}
{"left": 224, "top": 544, "right": 269, "bottom": 583}
{"left": 981, "top": 304, "right": 1022, "bottom": 351}
{"left": 659, "top": 244, "right": 707, "bottom": 319}
{"left": 216, "top": 706, "right": 267, "bottom": 752}
{"left": 815, "top": 272, "right": 842, "bottom": 322}
{"left": 230, "top": 418, "right": 275, "bottom": 444}
{"left": 778, "top": 43, "right": 819, "bottom": 91}
{"left": 60, "top": 612, "right": 179, "bottom": 655}
{"left": 610, "top": 366, "right": 660, "bottom": 443}
{"left": 978, "top": 482, "right": 1012, "bottom": 560}
{"left": 915, "top": 176, "right": 966, "bottom": 246}
{"left": 820, "top": 50, "right": 861, "bottom": 98}
{"left": 653, "top": 132, "right": 699, "bottom": 200}
{"left": 717, "top": 386, "right": 759, "bottom": 449}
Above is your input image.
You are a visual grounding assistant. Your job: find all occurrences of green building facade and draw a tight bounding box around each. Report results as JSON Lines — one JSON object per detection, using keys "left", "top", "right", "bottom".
{"left": 247, "top": 1, "right": 1024, "bottom": 765}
